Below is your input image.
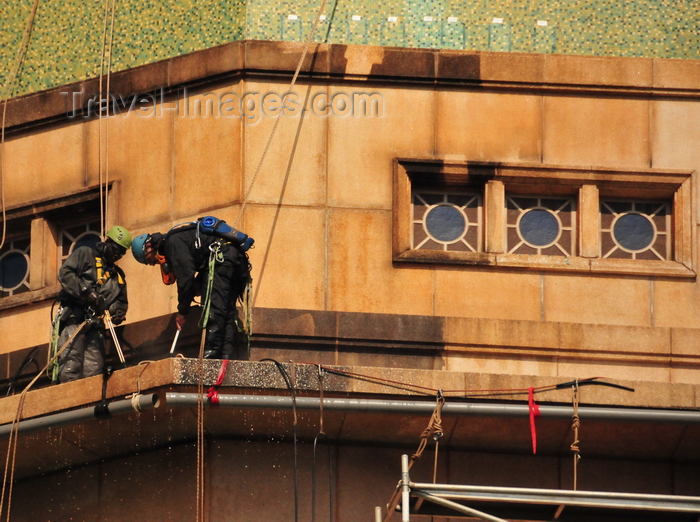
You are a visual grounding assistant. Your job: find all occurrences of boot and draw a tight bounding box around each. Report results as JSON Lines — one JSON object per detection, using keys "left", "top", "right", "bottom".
{"left": 204, "top": 349, "right": 221, "bottom": 359}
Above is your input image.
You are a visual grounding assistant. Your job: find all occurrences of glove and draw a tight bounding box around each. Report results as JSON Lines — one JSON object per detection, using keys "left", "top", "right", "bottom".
{"left": 175, "top": 313, "right": 186, "bottom": 331}
{"left": 86, "top": 290, "right": 106, "bottom": 312}
{"left": 111, "top": 309, "right": 126, "bottom": 325}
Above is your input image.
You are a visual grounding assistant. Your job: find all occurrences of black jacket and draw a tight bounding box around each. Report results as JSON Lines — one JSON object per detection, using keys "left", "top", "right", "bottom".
{"left": 161, "top": 228, "right": 222, "bottom": 316}
{"left": 58, "top": 243, "right": 128, "bottom": 321}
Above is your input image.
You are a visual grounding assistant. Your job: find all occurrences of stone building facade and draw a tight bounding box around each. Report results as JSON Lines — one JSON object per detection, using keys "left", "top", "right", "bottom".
{"left": 1, "top": 2, "right": 700, "bottom": 521}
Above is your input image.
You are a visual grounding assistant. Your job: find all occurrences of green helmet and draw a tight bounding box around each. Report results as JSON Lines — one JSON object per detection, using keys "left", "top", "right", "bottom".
{"left": 106, "top": 225, "right": 132, "bottom": 250}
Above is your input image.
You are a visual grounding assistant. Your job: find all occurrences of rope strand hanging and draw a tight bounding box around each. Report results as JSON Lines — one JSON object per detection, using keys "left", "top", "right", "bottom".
{"left": 0, "top": 0, "right": 41, "bottom": 252}
{"left": 97, "top": 0, "right": 118, "bottom": 237}
{"left": 312, "top": 365, "right": 334, "bottom": 522}
{"left": 570, "top": 380, "right": 581, "bottom": 491}
{"left": 0, "top": 320, "right": 87, "bottom": 521}
{"left": 233, "top": 0, "right": 332, "bottom": 231}
{"left": 196, "top": 329, "right": 206, "bottom": 522}
{"left": 410, "top": 390, "right": 445, "bottom": 469}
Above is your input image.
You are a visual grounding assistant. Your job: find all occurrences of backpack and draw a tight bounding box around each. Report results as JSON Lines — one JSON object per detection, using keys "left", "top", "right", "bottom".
{"left": 161, "top": 217, "right": 253, "bottom": 297}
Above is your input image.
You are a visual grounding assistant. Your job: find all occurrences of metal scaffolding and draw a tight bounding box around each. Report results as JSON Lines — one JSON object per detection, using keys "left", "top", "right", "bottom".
{"left": 382, "top": 454, "right": 700, "bottom": 522}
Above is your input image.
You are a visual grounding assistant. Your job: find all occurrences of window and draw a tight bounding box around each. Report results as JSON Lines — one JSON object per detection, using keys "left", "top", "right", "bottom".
{"left": 0, "top": 236, "right": 31, "bottom": 298}
{"left": 412, "top": 191, "right": 482, "bottom": 252}
{"left": 600, "top": 200, "right": 671, "bottom": 261}
{"left": 506, "top": 195, "right": 575, "bottom": 257}
{"left": 59, "top": 221, "right": 102, "bottom": 264}
{"left": 0, "top": 184, "right": 119, "bottom": 311}
{"left": 393, "top": 159, "right": 694, "bottom": 278}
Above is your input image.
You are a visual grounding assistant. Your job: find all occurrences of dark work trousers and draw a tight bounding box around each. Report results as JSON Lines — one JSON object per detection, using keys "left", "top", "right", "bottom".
{"left": 204, "top": 243, "right": 244, "bottom": 360}
{"left": 58, "top": 322, "right": 106, "bottom": 383}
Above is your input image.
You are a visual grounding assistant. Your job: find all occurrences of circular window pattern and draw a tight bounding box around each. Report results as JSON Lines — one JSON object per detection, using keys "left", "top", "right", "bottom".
{"left": 612, "top": 212, "right": 655, "bottom": 252}
{"left": 424, "top": 204, "right": 467, "bottom": 243}
{"left": 518, "top": 209, "right": 560, "bottom": 247}
{"left": 413, "top": 192, "right": 482, "bottom": 252}
{"left": 0, "top": 250, "right": 29, "bottom": 292}
{"left": 70, "top": 231, "right": 102, "bottom": 255}
{"left": 61, "top": 221, "right": 102, "bottom": 263}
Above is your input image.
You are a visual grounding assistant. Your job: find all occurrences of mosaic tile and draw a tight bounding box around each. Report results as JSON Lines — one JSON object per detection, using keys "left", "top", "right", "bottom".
{"left": 2, "top": 0, "right": 700, "bottom": 98}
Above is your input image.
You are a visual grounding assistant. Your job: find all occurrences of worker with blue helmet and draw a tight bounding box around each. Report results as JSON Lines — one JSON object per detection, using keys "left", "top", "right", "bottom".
{"left": 131, "top": 219, "right": 252, "bottom": 360}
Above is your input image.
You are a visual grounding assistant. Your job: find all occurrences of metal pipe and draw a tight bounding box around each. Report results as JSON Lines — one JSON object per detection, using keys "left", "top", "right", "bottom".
{"left": 0, "top": 393, "right": 160, "bottom": 440}
{"left": 401, "top": 454, "right": 410, "bottom": 522}
{"left": 408, "top": 482, "right": 700, "bottom": 511}
{"left": 411, "top": 490, "right": 510, "bottom": 522}
{"left": 164, "top": 393, "right": 700, "bottom": 424}
{"left": 170, "top": 329, "right": 180, "bottom": 354}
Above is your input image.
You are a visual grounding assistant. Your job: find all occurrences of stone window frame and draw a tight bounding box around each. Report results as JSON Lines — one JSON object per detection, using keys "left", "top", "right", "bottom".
{"left": 393, "top": 159, "right": 695, "bottom": 278}
{"left": 0, "top": 183, "right": 120, "bottom": 311}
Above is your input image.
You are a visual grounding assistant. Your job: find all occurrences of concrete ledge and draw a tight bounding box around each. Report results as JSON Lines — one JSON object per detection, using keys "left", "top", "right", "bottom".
{"left": 3, "top": 308, "right": 699, "bottom": 399}
{"left": 0, "top": 358, "right": 696, "bottom": 429}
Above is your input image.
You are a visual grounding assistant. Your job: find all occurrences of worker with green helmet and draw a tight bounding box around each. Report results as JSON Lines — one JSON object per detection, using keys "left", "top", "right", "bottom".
{"left": 55, "top": 225, "right": 132, "bottom": 383}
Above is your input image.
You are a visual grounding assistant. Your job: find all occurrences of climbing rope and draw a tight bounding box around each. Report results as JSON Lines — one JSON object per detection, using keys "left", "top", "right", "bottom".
{"left": 47, "top": 307, "right": 62, "bottom": 383}
{"left": 0, "top": 0, "right": 40, "bottom": 252}
{"left": 103, "top": 0, "right": 118, "bottom": 231}
{"left": 261, "top": 358, "right": 300, "bottom": 522}
{"left": 233, "top": 0, "right": 332, "bottom": 230}
{"left": 311, "top": 365, "right": 334, "bottom": 522}
{"left": 198, "top": 242, "right": 223, "bottom": 329}
{"left": 241, "top": 280, "right": 253, "bottom": 356}
{"left": 196, "top": 328, "right": 206, "bottom": 522}
{"left": 409, "top": 390, "right": 445, "bottom": 469}
{"left": 383, "top": 390, "right": 445, "bottom": 521}
{"left": 0, "top": 319, "right": 87, "bottom": 521}
{"left": 315, "top": 365, "right": 633, "bottom": 400}
{"left": 570, "top": 380, "right": 581, "bottom": 490}
{"left": 97, "top": 0, "right": 118, "bottom": 237}
{"left": 289, "top": 360, "right": 299, "bottom": 522}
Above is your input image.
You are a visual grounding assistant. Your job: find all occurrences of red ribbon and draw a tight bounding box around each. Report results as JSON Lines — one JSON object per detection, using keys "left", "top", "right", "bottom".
{"left": 206, "top": 359, "right": 230, "bottom": 406}
{"left": 528, "top": 387, "right": 540, "bottom": 455}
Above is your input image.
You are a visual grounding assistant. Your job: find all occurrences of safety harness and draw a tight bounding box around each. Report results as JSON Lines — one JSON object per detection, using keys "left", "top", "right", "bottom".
{"left": 96, "top": 256, "right": 125, "bottom": 285}
{"left": 159, "top": 219, "right": 253, "bottom": 345}
{"left": 48, "top": 307, "right": 62, "bottom": 383}
{"left": 197, "top": 241, "right": 225, "bottom": 329}
{"left": 48, "top": 255, "right": 125, "bottom": 383}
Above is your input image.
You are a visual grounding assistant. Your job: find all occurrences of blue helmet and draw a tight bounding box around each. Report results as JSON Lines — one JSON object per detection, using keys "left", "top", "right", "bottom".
{"left": 131, "top": 233, "right": 150, "bottom": 264}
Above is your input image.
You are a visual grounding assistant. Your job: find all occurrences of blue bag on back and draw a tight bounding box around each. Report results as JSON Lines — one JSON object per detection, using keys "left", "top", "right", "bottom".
{"left": 198, "top": 216, "right": 254, "bottom": 251}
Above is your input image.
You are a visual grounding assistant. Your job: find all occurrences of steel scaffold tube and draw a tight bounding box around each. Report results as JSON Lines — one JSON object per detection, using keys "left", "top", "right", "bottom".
{"left": 0, "top": 393, "right": 160, "bottom": 440}
{"left": 164, "top": 392, "right": 700, "bottom": 424}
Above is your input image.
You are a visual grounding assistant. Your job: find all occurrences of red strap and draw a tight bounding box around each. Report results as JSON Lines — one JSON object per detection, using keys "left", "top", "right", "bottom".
{"left": 206, "top": 360, "right": 230, "bottom": 407}
{"left": 528, "top": 387, "right": 540, "bottom": 455}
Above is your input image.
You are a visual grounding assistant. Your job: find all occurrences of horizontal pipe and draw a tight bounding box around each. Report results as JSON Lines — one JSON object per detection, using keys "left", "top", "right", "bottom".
{"left": 164, "top": 393, "right": 700, "bottom": 424}
{"left": 0, "top": 393, "right": 160, "bottom": 441}
{"left": 409, "top": 482, "right": 700, "bottom": 511}
{"left": 411, "top": 490, "right": 510, "bottom": 522}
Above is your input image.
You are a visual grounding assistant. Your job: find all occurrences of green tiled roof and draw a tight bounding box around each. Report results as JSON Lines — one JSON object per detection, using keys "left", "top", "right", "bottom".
{"left": 2, "top": 0, "right": 700, "bottom": 98}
